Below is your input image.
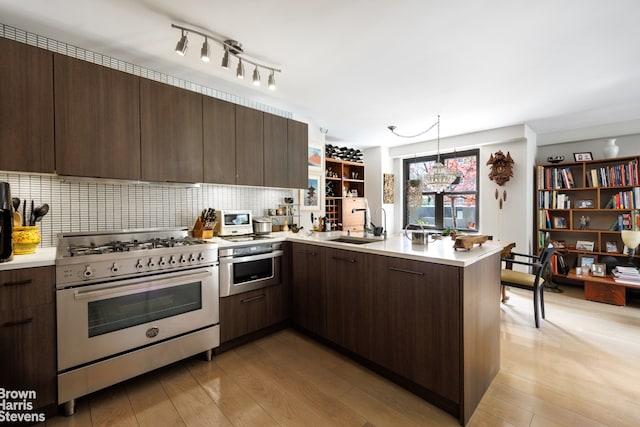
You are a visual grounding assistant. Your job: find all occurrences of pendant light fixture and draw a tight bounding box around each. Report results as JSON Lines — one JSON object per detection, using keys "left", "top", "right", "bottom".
{"left": 388, "top": 115, "right": 457, "bottom": 193}
{"left": 172, "top": 23, "right": 280, "bottom": 90}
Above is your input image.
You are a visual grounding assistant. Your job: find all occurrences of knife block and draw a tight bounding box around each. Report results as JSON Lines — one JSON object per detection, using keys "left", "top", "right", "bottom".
{"left": 192, "top": 217, "right": 213, "bottom": 239}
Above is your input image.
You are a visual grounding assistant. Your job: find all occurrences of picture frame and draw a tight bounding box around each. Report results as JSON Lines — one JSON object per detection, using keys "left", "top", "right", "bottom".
{"left": 552, "top": 216, "right": 567, "bottom": 229}
{"left": 576, "top": 240, "right": 595, "bottom": 251}
{"left": 573, "top": 152, "right": 593, "bottom": 161}
{"left": 576, "top": 199, "right": 594, "bottom": 209}
{"left": 577, "top": 254, "right": 597, "bottom": 268}
{"left": 300, "top": 173, "right": 322, "bottom": 211}
{"left": 592, "top": 263, "right": 606, "bottom": 277}
{"left": 307, "top": 146, "right": 322, "bottom": 169}
{"left": 551, "top": 240, "right": 566, "bottom": 249}
{"left": 605, "top": 241, "right": 619, "bottom": 253}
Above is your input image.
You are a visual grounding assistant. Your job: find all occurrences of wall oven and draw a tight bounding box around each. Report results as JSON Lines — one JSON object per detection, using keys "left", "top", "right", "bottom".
{"left": 219, "top": 242, "right": 283, "bottom": 297}
{"left": 55, "top": 228, "right": 219, "bottom": 416}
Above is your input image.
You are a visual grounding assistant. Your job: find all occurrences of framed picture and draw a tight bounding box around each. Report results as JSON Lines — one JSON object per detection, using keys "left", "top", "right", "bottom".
{"left": 307, "top": 146, "right": 322, "bottom": 168}
{"left": 551, "top": 240, "right": 566, "bottom": 249}
{"left": 383, "top": 173, "right": 394, "bottom": 204}
{"left": 552, "top": 216, "right": 567, "bottom": 229}
{"left": 576, "top": 199, "right": 594, "bottom": 209}
{"left": 605, "top": 241, "right": 619, "bottom": 253}
{"left": 592, "top": 263, "right": 606, "bottom": 277}
{"left": 576, "top": 240, "right": 595, "bottom": 251}
{"left": 300, "top": 173, "right": 322, "bottom": 211}
{"left": 573, "top": 152, "right": 593, "bottom": 161}
{"left": 578, "top": 254, "right": 597, "bottom": 268}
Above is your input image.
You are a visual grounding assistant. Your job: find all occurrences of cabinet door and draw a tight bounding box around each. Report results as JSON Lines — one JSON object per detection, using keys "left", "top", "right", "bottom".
{"left": 368, "top": 255, "right": 461, "bottom": 402}
{"left": 287, "top": 119, "right": 309, "bottom": 189}
{"left": 291, "top": 243, "right": 325, "bottom": 336}
{"left": 54, "top": 55, "right": 141, "bottom": 180}
{"left": 235, "top": 105, "right": 264, "bottom": 186}
{"left": 264, "top": 113, "right": 288, "bottom": 188}
{"left": 203, "top": 97, "right": 236, "bottom": 184}
{"left": 219, "top": 284, "right": 287, "bottom": 343}
{"left": 325, "top": 247, "right": 369, "bottom": 355}
{"left": 0, "top": 38, "right": 54, "bottom": 173}
{"left": 140, "top": 80, "right": 203, "bottom": 183}
{"left": 0, "top": 266, "right": 56, "bottom": 412}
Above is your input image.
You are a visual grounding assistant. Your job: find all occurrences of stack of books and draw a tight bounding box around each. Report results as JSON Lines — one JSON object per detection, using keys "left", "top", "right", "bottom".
{"left": 611, "top": 266, "right": 640, "bottom": 286}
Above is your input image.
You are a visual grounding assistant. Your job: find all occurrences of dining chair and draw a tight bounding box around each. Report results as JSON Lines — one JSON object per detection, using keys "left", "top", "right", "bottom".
{"left": 500, "top": 246, "right": 555, "bottom": 328}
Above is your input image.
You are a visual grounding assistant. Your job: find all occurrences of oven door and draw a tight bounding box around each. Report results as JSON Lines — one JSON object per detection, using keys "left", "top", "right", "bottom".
{"left": 57, "top": 266, "right": 218, "bottom": 371}
{"left": 219, "top": 251, "right": 282, "bottom": 297}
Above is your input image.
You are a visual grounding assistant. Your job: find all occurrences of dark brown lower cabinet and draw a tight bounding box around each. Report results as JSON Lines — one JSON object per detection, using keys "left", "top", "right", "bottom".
{"left": 291, "top": 243, "right": 326, "bottom": 336}
{"left": 0, "top": 267, "right": 57, "bottom": 418}
{"left": 290, "top": 242, "right": 500, "bottom": 426}
{"left": 219, "top": 283, "right": 288, "bottom": 343}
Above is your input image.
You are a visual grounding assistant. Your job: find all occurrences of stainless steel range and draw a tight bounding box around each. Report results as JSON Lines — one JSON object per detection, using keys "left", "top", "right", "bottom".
{"left": 55, "top": 228, "right": 219, "bottom": 416}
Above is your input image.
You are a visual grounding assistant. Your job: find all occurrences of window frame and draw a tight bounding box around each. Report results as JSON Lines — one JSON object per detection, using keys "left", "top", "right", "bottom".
{"left": 402, "top": 149, "right": 480, "bottom": 230}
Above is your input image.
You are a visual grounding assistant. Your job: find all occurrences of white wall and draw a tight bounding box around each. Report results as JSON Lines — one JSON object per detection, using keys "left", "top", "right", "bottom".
{"left": 535, "top": 133, "right": 640, "bottom": 164}
{"left": 363, "top": 146, "right": 396, "bottom": 234}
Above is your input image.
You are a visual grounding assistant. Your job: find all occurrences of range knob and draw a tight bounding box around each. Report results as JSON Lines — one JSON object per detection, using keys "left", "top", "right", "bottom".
{"left": 159, "top": 257, "right": 167, "bottom": 267}
{"left": 169, "top": 256, "right": 177, "bottom": 266}
{"left": 180, "top": 255, "right": 188, "bottom": 264}
{"left": 198, "top": 253, "right": 205, "bottom": 262}
{"left": 189, "top": 254, "right": 197, "bottom": 263}
{"left": 135, "top": 260, "right": 144, "bottom": 270}
{"left": 148, "top": 258, "right": 157, "bottom": 268}
{"left": 111, "top": 263, "right": 120, "bottom": 273}
{"left": 83, "top": 265, "right": 93, "bottom": 278}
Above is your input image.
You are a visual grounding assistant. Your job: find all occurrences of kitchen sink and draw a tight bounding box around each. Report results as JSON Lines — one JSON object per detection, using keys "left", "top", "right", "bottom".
{"left": 328, "top": 236, "right": 381, "bottom": 245}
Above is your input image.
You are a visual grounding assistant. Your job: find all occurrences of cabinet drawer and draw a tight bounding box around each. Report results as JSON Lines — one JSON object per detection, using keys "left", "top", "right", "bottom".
{"left": 0, "top": 266, "right": 55, "bottom": 311}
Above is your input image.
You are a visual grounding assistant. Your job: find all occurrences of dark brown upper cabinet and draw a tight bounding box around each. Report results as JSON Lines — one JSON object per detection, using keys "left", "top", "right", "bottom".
{"left": 54, "top": 55, "right": 141, "bottom": 180}
{"left": 203, "top": 97, "right": 236, "bottom": 185}
{"left": 235, "top": 105, "right": 264, "bottom": 186}
{"left": 264, "top": 113, "right": 288, "bottom": 188}
{"left": 0, "top": 38, "right": 54, "bottom": 173}
{"left": 140, "top": 79, "right": 203, "bottom": 183}
{"left": 287, "top": 119, "right": 309, "bottom": 189}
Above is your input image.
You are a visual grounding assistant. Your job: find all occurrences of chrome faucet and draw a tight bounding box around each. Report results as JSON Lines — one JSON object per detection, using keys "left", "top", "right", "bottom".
{"left": 375, "top": 207, "right": 387, "bottom": 240}
{"left": 352, "top": 207, "right": 370, "bottom": 236}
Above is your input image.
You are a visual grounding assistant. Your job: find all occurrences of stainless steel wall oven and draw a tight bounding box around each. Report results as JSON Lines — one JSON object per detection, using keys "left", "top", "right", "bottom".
{"left": 219, "top": 242, "right": 283, "bottom": 297}
{"left": 55, "top": 228, "right": 219, "bottom": 416}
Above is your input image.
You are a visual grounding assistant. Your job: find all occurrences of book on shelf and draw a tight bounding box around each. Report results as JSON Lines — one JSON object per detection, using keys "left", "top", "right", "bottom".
{"left": 612, "top": 266, "right": 640, "bottom": 285}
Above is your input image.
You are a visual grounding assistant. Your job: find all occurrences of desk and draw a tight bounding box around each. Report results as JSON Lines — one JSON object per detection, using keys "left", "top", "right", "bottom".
{"left": 565, "top": 268, "right": 639, "bottom": 306}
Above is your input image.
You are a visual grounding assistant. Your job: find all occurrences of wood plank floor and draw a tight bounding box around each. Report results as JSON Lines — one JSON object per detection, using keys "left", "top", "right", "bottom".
{"left": 42, "top": 284, "right": 640, "bottom": 427}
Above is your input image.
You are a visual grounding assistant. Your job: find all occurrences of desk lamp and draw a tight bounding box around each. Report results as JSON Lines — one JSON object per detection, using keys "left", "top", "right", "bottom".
{"left": 621, "top": 230, "right": 640, "bottom": 265}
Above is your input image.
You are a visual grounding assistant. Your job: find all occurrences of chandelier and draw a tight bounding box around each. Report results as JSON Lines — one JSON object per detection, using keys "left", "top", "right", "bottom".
{"left": 171, "top": 23, "right": 281, "bottom": 90}
{"left": 388, "top": 115, "right": 457, "bottom": 193}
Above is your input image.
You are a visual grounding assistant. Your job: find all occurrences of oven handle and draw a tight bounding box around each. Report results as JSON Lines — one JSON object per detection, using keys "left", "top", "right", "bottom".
{"left": 72, "top": 270, "right": 213, "bottom": 301}
{"left": 219, "top": 249, "right": 283, "bottom": 264}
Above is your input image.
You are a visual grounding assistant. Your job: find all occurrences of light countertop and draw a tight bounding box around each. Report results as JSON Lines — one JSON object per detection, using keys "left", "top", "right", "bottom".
{"left": 0, "top": 231, "right": 506, "bottom": 271}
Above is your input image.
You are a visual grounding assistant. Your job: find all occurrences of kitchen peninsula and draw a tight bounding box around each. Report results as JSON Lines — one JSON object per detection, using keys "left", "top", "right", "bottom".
{"left": 286, "top": 232, "right": 502, "bottom": 426}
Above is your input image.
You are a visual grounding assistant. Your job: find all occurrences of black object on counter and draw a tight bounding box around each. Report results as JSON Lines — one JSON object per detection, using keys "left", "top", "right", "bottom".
{"left": 0, "top": 182, "right": 14, "bottom": 262}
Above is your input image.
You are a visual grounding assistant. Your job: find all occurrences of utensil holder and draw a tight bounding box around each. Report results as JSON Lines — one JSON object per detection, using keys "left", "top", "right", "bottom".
{"left": 12, "top": 226, "right": 41, "bottom": 255}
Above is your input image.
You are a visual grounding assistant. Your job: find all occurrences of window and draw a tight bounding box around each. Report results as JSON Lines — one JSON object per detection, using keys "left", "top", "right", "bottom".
{"left": 403, "top": 149, "right": 479, "bottom": 231}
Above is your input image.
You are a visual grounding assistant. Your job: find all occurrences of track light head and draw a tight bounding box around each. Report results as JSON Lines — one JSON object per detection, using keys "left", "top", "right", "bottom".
{"left": 200, "top": 38, "right": 210, "bottom": 62}
{"left": 175, "top": 30, "right": 188, "bottom": 56}
{"left": 268, "top": 71, "right": 276, "bottom": 90}
{"left": 221, "top": 49, "right": 230, "bottom": 69}
{"left": 387, "top": 125, "right": 397, "bottom": 132}
{"left": 236, "top": 59, "right": 245, "bottom": 79}
{"left": 252, "top": 67, "right": 261, "bottom": 86}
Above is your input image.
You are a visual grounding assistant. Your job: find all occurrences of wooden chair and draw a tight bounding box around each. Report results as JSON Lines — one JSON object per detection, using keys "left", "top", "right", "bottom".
{"left": 500, "top": 247, "right": 555, "bottom": 328}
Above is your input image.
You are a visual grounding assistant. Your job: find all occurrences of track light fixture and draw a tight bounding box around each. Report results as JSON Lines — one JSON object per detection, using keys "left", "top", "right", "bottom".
{"left": 175, "top": 29, "right": 188, "bottom": 56}
{"left": 172, "top": 23, "right": 281, "bottom": 90}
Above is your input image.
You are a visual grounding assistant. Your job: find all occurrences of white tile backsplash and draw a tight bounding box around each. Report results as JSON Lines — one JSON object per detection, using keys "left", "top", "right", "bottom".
{"left": 1, "top": 172, "right": 294, "bottom": 248}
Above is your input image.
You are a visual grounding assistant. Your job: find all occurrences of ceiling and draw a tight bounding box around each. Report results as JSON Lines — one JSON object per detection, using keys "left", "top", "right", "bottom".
{"left": 2, "top": 0, "right": 640, "bottom": 148}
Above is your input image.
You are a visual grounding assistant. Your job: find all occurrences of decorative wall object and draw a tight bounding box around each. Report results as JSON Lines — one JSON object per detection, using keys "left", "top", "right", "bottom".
{"left": 486, "top": 150, "right": 514, "bottom": 186}
{"left": 383, "top": 173, "right": 394, "bottom": 204}
{"left": 300, "top": 173, "right": 322, "bottom": 211}
{"left": 308, "top": 146, "right": 322, "bottom": 168}
{"left": 602, "top": 139, "right": 619, "bottom": 159}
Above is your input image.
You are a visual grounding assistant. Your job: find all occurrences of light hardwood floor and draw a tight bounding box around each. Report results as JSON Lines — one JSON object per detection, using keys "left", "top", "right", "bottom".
{"left": 42, "top": 285, "right": 640, "bottom": 427}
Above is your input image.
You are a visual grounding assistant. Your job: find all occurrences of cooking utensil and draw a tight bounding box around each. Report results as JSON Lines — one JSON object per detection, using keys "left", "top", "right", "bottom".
{"left": 22, "top": 200, "right": 26, "bottom": 226}
{"left": 12, "top": 197, "right": 20, "bottom": 212}
{"left": 33, "top": 203, "right": 49, "bottom": 223}
{"left": 29, "top": 200, "right": 35, "bottom": 226}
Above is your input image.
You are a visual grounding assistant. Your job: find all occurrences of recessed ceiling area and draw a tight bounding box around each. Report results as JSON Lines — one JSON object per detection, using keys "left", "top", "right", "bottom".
{"left": 2, "top": 0, "right": 639, "bottom": 147}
